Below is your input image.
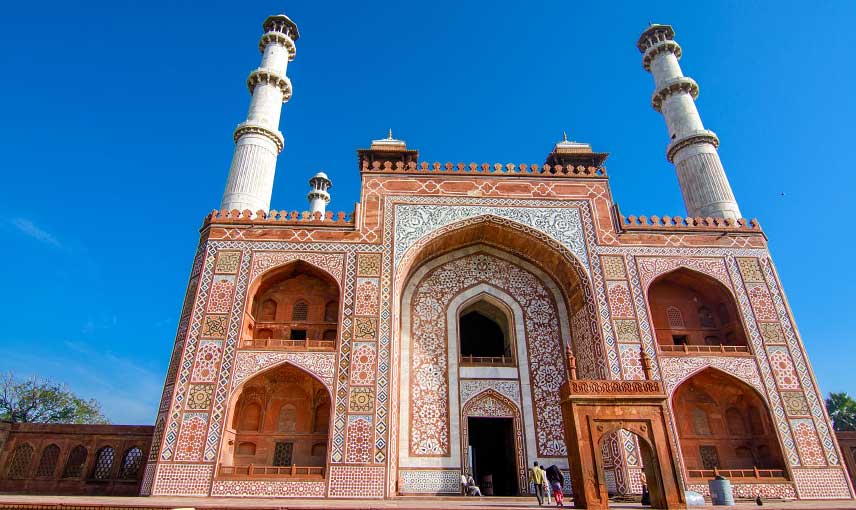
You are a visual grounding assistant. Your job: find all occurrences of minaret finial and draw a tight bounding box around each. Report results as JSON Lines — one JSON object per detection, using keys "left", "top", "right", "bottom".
{"left": 220, "top": 14, "right": 299, "bottom": 214}
{"left": 388, "top": 128, "right": 393, "bottom": 140}
{"left": 562, "top": 131, "right": 568, "bottom": 142}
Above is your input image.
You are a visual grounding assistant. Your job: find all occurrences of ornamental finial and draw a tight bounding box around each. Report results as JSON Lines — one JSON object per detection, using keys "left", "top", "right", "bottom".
{"left": 388, "top": 128, "right": 393, "bottom": 140}
{"left": 563, "top": 131, "right": 568, "bottom": 142}
{"left": 566, "top": 343, "right": 577, "bottom": 381}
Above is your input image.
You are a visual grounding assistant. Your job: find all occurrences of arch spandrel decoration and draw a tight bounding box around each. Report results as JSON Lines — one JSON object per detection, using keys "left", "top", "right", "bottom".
{"left": 461, "top": 390, "right": 527, "bottom": 493}
{"left": 394, "top": 211, "right": 590, "bottom": 277}
{"left": 248, "top": 251, "right": 345, "bottom": 286}
{"left": 231, "top": 352, "right": 336, "bottom": 392}
{"left": 660, "top": 357, "right": 764, "bottom": 398}
{"left": 637, "top": 257, "right": 733, "bottom": 292}
{"left": 460, "top": 380, "right": 521, "bottom": 408}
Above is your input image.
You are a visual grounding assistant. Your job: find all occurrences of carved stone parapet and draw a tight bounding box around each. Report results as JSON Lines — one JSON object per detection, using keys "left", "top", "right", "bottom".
{"left": 204, "top": 209, "right": 355, "bottom": 227}
{"left": 246, "top": 68, "right": 293, "bottom": 102}
{"left": 616, "top": 211, "right": 763, "bottom": 236}
{"left": 566, "top": 379, "right": 664, "bottom": 397}
{"left": 666, "top": 129, "right": 719, "bottom": 162}
{"left": 642, "top": 39, "right": 682, "bottom": 70}
{"left": 259, "top": 31, "right": 296, "bottom": 60}
{"left": 233, "top": 122, "right": 285, "bottom": 152}
{"left": 651, "top": 76, "right": 699, "bottom": 112}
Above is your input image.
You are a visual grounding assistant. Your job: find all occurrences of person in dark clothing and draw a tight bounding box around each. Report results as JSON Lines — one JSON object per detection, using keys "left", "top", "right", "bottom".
{"left": 545, "top": 465, "right": 565, "bottom": 506}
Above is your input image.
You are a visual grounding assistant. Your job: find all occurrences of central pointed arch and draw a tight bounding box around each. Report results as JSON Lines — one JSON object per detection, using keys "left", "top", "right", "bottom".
{"left": 393, "top": 214, "right": 604, "bottom": 379}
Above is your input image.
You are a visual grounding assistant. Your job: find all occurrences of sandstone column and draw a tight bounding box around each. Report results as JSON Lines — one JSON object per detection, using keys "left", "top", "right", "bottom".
{"left": 220, "top": 14, "right": 299, "bottom": 213}
{"left": 638, "top": 24, "right": 741, "bottom": 220}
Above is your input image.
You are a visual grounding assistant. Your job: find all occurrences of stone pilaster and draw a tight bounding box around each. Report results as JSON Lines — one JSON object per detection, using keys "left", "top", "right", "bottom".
{"left": 220, "top": 14, "right": 299, "bottom": 213}
{"left": 638, "top": 24, "right": 741, "bottom": 220}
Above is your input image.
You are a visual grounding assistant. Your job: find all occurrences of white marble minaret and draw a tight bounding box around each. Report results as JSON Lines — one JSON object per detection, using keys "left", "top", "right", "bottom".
{"left": 220, "top": 14, "right": 299, "bottom": 213}
{"left": 638, "top": 24, "right": 741, "bottom": 220}
{"left": 307, "top": 172, "right": 332, "bottom": 217}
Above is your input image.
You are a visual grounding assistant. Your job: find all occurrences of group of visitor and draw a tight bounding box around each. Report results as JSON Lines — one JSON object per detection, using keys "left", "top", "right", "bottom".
{"left": 528, "top": 461, "right": 565, "bottom": 506}
{"left": 461, "top": 462, "right": 565, "bottom": 506}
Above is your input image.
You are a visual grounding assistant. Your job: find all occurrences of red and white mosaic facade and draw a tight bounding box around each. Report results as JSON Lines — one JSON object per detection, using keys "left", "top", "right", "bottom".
{"left": 139, "top": 21, "right": 853, "bottom": 500}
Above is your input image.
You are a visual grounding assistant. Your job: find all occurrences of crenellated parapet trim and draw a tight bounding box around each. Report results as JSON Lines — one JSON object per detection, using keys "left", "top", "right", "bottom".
{"left": 246, "top": 68, "right": 293, "bottom": 102}
{"left": 616, "top": 211, "right": 763, "bottom": 236}
{"left": 203, "top": 208, "right": 356, "bottom": 227}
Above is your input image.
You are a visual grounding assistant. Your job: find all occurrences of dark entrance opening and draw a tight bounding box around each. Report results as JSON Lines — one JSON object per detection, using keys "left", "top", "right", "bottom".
{"left": 460, "top": 311, "right": 506, "bottom": 358}
{"left": 468, "top": 417, "right": 518, "bottom": 496}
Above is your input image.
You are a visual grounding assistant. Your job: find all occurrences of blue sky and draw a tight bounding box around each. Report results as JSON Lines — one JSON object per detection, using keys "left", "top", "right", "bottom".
{"left": 1, "top": 1, "right": 854, "bottom": 424}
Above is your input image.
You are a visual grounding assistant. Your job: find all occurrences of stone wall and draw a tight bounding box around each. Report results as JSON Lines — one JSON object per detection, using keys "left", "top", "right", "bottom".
{"left": 0, "top": 422, "right": 152, "bottom": 496}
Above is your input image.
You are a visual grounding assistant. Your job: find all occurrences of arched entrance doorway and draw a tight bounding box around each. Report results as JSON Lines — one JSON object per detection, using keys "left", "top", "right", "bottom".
{"left": 461, "top": 390, "right": 526, "bottom": 495}
{"left": 560, "top": 378, "right": 687, "bottom": 510}
{"left": 219, "top": 363, "right": 330, "bottom": 479}
{"left": 672, "top": 368, "right": 786, "bottom": 481}
{"left": 393, "top": 216, "right": 603, "bottom": 496}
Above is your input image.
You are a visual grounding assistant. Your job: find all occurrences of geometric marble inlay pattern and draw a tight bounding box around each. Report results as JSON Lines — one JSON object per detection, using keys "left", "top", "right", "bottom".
{"left": 768, "top": 346, "right": 801, "bottom": 390}
{"left": 791, "top": 418, "right": 827, "bottom": 467}
{"left": 408, "top": 252, "right": 567, "bottom": 457}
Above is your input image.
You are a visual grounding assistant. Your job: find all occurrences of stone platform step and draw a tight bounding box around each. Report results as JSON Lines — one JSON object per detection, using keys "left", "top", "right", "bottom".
{"left": 0, "top": 495, "right": 852, "bottom": 510}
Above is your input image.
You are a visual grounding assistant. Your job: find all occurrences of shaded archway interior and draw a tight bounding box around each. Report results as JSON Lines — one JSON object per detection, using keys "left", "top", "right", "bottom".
{"left": 649, "top": 268, "right": 748, "bottom": 350}
{"left": 243, "top": 261, "right": 340, "bottom": 347}
{"left": 219, "top": 363, "right": 330, "bottom": 477}
{"left": 459, "top": 299, "right": 512, "bottom": 360}
{"left": 671, "top": 368, "right": 786, "bottom": 478}
{"left": 468, "top": 417, "right": 518, "bottom": 495}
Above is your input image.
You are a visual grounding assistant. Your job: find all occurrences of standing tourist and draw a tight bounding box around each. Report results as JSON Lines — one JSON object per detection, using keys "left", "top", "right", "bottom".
{"left": 529, "top": 461, "right": 546, "bottom": 505}
{"left": 545, "top": 465, "right": 565, "bottom": 506}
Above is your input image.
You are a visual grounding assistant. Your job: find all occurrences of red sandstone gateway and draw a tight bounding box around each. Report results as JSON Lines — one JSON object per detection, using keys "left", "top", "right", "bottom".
{"left": 0, "top": 14, "right": 852, "bottom": 507}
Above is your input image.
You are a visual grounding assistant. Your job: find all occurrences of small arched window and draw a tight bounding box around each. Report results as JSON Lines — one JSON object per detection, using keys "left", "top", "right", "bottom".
{"left": 735, "top": 446, "right": 754, "bottom": 467}
{"left": 717, "top": 303, "right": 730, "bottom": 324}
{"left": 62, "top": 445, "right": 87, "bottom": 478}
{"left": 261, "top": 299, "right": 277, "bottom": 321}
{"left": 277, "top": 404, "right": 297, "bottom": 433}
{"left": 698, "top": 306, "right": 716, "bottom": 328}
{"left": 239, "top": 403, "right": 262, "bottom": 431}
{"left": 748, "top": 406, "right": 764, "bottom": 435}
{"left": 725, "top": 407, "right": 746, "bottom": 435}
{"left": 91, "top": 446, "right": 115, "bottom": 480}
{"left": 236, "top": 442, "right": 256, "bottom": 455}
{"left": 311, "top": 443, "right": 326, "bottom": 457}
{"left": 314, "top": 404, "right": 330, "bottom": 433}
{"left": 324, "top": 301, "right": 338, "bottom": 322}
{"left": 118, "top": 447, "right": 143, "bottom": 480}
{"left": 36, "top": 444, "right": 60, "bottom": 477}
{"left": 292, "top": 300, "right": 309, "bottom": 321}
{"left": 7, "top": 443, "right": 34, "bottom": 478}
{"left": 666, "top": 306, "right": 685, "bottom": 328}
{"left": 692, "top": 407, "right": 711, "bottom": 436}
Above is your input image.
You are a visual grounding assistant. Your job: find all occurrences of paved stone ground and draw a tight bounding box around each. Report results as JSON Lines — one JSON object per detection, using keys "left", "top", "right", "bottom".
{"left": 0, "top": 495, "right": 854, "bottom": 510}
